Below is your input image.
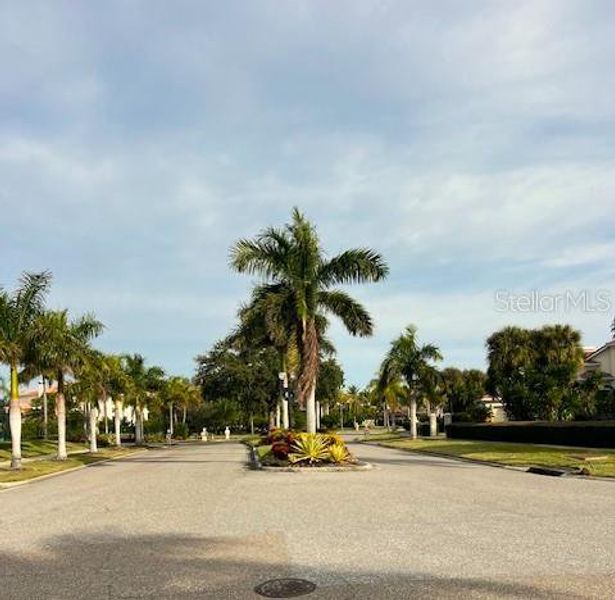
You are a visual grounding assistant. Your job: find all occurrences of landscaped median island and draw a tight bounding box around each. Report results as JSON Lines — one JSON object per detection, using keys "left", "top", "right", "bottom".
{"left": 247, "top": 429, "right": 371, "bottom": 471}
{"left": 0, "top": 447, "right": 142, "bottom": 486}
{"left": 364, "top": 435, "right": 615, "bottom": 478}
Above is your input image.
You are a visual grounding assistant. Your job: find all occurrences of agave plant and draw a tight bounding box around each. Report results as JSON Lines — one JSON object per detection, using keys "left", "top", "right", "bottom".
{"left": 328, "top": 442, "right": 350, "bottom": 464}
{"left": 289, "top": 433, "right": 330, "bottom": 465}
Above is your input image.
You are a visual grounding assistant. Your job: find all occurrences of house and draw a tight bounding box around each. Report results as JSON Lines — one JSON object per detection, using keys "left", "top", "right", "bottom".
{"left": 480, "top": 394, "right": 507, "bottom": 422}
{"left": 581, "top": 341, "right": 615, "bottom": 388}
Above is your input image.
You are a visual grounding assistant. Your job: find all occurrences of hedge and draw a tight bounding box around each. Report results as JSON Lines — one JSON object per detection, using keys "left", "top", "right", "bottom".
{"left": 445, "top": 421, "right": 615, "bottom": 448}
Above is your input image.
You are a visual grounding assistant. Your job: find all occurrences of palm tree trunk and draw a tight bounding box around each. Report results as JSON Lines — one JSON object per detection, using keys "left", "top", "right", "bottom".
{"left": 103, "top": 393, "right": 109, "bottom": 434}
{"left": 182, "top": 406, "right": 187, "bottom": 425}
{"left": 114, "top": 398, "right": 122, "bottom": 447}
{"left": 56, "top": 398, "right": 67, "bottom": 460}
{"left": 56, "top": 372, "right": 68, "bottom": 460}
{"left": 250, "top": 414, "right": 255, "bottom": 435}
{"left": 9, "top": 365, "right": 22, "bottom": 470}
{"left": 89, "top": 404, "right": 98, "bottom": 453}
{"left": 410, "top": 398, "right": 418, "bottom": 439}
{"left": 282, "top": 399, "right": 289, "bottom": 429}
{"left": 134, "top": 406, "right": 142, "bottom": 445}
{"left": 339, "top": 404, "right": 343, "bottom": 431}
{"left": 168, "top": 403, "right": 174, "bottom": 436}
{"left": 306, "top": 382, "right": 317, "bottom": 434}
{"left": 42, "top": 375, "right": 48, "bottom": 440}
{"left": 275, "top": 402, "right": 281, "bottom": 428}
{"left": 429, "top": 411, "right": 438, "bottom": 437}
{"left": 315, "top": 400, "right": 320, "bottom": 430}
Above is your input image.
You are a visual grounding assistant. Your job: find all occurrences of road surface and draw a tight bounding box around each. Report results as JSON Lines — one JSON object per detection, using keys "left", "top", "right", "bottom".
{"left": 1, "top": 441, "right": 613, "bottom": 599}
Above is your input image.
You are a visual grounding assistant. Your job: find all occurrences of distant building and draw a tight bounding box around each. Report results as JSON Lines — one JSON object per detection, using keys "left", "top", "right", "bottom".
{"left": 581, "top": 341, "right": 615, "bottom": 388}
{"left": 480, "top": 394, "right": 507, "bottom": 422}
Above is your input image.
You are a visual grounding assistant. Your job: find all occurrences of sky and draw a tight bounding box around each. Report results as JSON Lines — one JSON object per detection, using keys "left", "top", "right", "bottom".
{"left": 1, "top": 0, "right": 614, "bottom": 387}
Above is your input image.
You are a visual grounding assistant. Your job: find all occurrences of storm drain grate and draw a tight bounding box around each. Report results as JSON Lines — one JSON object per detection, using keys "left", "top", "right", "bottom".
{"left": 254, "top": 578, "right": 317, "bottom": 598}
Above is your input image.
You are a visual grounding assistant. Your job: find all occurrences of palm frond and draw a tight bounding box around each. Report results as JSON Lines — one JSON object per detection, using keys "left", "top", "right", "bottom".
{"left": 318, "top": 290, "right": 373, "bottom": 337}
{"left": 319, "top": 248, "right": 388, "bottom": 286}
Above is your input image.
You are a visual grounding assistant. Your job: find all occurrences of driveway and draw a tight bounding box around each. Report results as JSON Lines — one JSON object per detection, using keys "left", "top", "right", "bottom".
{"left": 0, "top": 441, "right": 613, "bottom": 599}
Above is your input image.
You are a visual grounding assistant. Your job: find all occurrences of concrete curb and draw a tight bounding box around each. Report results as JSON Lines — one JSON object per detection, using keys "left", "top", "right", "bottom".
{"left": 0, "top": 448, "right": 149, "bottom": 491}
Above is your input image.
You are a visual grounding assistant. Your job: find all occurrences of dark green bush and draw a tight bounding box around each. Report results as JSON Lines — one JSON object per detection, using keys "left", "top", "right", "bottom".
{"left": 174, "top": 422, "right": 189, "bottom": 440}
{"left": 319, "top": 414, "right": 338, "bottom": 430}
{"left": 446, "top": 421, "right": 615, "bottom": 448}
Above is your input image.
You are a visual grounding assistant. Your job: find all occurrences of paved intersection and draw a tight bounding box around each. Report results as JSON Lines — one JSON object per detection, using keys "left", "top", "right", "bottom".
{"left": 1, "top": 441, "right": 613, "bottom": 599}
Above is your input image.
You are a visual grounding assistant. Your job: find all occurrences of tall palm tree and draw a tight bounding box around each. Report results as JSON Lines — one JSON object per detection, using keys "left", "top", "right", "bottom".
{"left": 71, "top": 350, "right": 106, "bottom": 453}
{"left": 232, "top": 284, "right": 335, "bottom": 429}
{"left": 0, "top": 271, "right": 52, "bottom": 469}
{"left": 230, "top": 208, "right": 388, "bottom": 433}
{"left": 121, "top": 354, "right": 165, "bottom": 445}
{"left": 104, "top": 354, "right": 129, "bottom": 447}
{"left": 35, "top": 310, "right": 103, "bottom": 460}
{"left": 419, "top": 365, "right": 446, "bottom": 436}
{"left": 373, "top": 371, "right": 407, "bottom": 429}
{"left": 380, "top": 325, "right": 442, "bottom": 439}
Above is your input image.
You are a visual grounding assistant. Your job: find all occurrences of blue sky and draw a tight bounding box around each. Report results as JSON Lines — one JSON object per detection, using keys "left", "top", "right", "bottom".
{"left": 1, "top": 0, "right": 614, "bottom": 387}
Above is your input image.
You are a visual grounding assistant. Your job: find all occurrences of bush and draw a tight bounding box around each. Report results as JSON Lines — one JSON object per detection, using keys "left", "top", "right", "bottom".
{"left": 97, "top": 434, "right": 114, "bottom": 447}
{"left": 446, "top": 421, "right": 615, "bottom": 448}
{"left": 319, "top": 414, "right": 338, "bottom": 430}
{"left": 289, "top": 433, "right": 330, "bottom": 465}
{"left": 174, "top": 422, "right": 189, "bottom": 440}
{"left": 21, "top": 417, "right": 43, "bottom": 440}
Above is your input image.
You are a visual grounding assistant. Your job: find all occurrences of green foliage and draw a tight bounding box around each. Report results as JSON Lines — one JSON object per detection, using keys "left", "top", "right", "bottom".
{"left": 229, "top": 208, "right": 387, "bottom": 419}
{"left": 441, "top": 368, "right": 487, "bottom": 413}
{"left": 289, "top": 433, "right": 331, "bottom": 465}
{"left": 319, "top": 414, "right": 338, "bottom": 430}
{"left": 486, "top": 325, "right": 584, "bottom": 420}
{"left": 174, "top": 422, "right": 189, "bottom": 440}
{"left": 328, "top": 442, "right": 350, "bottom": 464}
{"left": 316, "top": 358, "right": 344, "bottom": 404}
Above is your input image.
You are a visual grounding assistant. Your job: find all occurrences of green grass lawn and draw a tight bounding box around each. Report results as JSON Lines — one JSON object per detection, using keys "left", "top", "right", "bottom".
{"left": 0, "top": 439, "right": 85, "bottom": 462}
{"left": 0, "top": 447, "right": 141, "bottom": 484}
{"left": 374, "top": 438, "right": 615, "bottom": 477}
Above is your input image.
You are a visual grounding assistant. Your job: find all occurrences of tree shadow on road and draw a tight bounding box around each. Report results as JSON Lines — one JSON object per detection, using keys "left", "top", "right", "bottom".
{"left": 0, "top": 531, "right": 605, "bottom": 600}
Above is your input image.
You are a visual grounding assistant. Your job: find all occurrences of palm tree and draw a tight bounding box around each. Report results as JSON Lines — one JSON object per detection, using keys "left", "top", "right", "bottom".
{"left": 230, "top": 208, "right": 388, "bottom": 433}
{"left": 35, "top": 310, "right": 103, "bottom": 460}
{"left": 380, "top": 325, "right": 442, "bottom": 439}
{"left": 104, "top": 354, "right": 128, "bottom": 447}
{"left": 419, "top": 365, "right": 446, "bottom": 436}
{"left": 121, "top": 354, "right": 165, "bottom": 445}
{"left": 373, "top": 371, "right": 407, "bottom": 430}
{"left": 232, "top": 285, "right": 335, "bottom": 429}
{"left": 0, "top": 271, "right": 52, "bottom": 469}
{"left": 71, "top": 350, "right": 106, "bottom": 453}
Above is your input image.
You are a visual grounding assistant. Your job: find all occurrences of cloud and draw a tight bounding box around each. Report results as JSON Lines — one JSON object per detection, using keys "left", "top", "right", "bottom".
{"left": 1, "top": 0, "right": 614, "bottom": 382}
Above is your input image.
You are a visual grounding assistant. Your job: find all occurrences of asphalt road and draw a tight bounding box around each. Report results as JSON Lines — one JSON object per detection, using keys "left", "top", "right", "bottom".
{"left": 1, "top": 441, "right": 614, "bottom": 599}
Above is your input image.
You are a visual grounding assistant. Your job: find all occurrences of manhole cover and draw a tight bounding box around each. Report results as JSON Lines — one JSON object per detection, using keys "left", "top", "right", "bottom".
{"left": 254, "top": 578, "right": 316, "bottom": 598}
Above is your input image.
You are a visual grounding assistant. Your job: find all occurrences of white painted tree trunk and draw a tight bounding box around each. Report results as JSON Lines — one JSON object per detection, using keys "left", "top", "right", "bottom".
{"left": 103, "top": 395, "right": 109, "bottom": 434}
{"left": 306, "top": 383, "right": 317, "bottom": 434}
{"left": 282, "top": 399, "right": 289, "bottom": 429}
{"left": 429, "top": 411, "right": 438, "bottom": 437}
{"left": 315, "top": 401, "right": 320, "bottom": 430}
{"left": 89, "top": 405, "right": 98, "bottom": 453}
{"left": 134, "top": 407, "right": 143, "bottom": 445}
{"left": 9, "top": 366, "right": 22, "bottom": 469}
{"left": 168, "top": 403, "right": 174, "bottom": 436}
{"left": 275, "top": 402, "right": 281, "bottom": 428}
{"left": 114, "top": 399, "right": 122, "bottom": 447}
{"left": 410, "top": 398, "right": 418, "bottom": 440}
{"left": 42, "top": 376, "right": 48, "bottom": 440}
{"left": 56, "top": 392, "right": 68, "bottom": 460}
